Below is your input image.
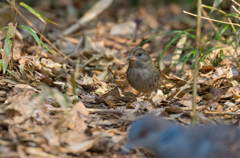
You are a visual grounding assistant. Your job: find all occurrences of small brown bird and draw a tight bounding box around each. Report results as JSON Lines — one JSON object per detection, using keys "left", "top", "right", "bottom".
{"left": 126, "top": 47, "right": 162, "bottom": 95}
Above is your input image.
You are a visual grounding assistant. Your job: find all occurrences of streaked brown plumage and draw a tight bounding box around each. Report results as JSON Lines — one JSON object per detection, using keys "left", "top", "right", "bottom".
{"left": 126, "top": 47, "right": 162, "bottom": 95}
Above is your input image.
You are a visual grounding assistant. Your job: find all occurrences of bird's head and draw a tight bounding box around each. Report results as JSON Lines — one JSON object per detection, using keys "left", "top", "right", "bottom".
{"left": 128, "top": 47, "right": 152, "bottom": 68}
{"left": 123, "top": 116, "right": 174, "bottom": 153}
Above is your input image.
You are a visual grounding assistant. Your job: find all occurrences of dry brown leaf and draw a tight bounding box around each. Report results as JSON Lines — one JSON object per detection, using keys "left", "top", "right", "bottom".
{"left": 67, "top": 135, "right": 101, "bottom": 153}
{"left": 67, "top": 102, "right": 88, "bottom": 132}
{"left": 200, "top": 65, "right": 216, "bottom": 73}
{"left": 152, "top": 90, "right": 166, "bottom": 102}
{"left": 40, "top": 58, "right": 62, "bottom": 70}
{"left": 3, "top": 91, "right": 50, "bottom": 124}
{"left": 0, "top": 49, "right": 9, "bottom": 65}
{"left": 110, "top": 21, "right": 136, "bottom": 37}
{"left": 42, "top": 126, "right": 60, "bottom": 146}
{"left": 102, "top": 87, "right": 121, "bottom": 101}
{"left": 197, "top": 113, "right": 217, "bottom": 125}
{"left": 24, "top": 147, "right": 60, "bottom": 158}
{"left": 165, "top": 105, "right": 184, "bottom": 114}
{"left": 61, "top": 131, "right": 89, "bottom": 145}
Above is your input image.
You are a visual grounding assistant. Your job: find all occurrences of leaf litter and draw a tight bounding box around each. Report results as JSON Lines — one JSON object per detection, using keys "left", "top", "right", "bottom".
{"left": 0, "top": 1, "right": 240, "bottom": 158}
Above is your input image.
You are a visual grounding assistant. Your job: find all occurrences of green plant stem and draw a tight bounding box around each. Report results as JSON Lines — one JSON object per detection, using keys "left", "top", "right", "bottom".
{"left": 9, "top": 0, "right": 17, "bottom": 71}
{"left": 192, "top": 0, "right": 202, "bottom": 126}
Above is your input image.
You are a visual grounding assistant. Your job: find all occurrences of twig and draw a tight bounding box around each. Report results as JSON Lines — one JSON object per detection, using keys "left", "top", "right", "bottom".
{"left": 201, "top": 8, "right": 222, "bottom": 37}
{"left": 232, "top": 0, "right": 240, "bottom": 6}
{"left": 202, "top": 4, "right": 227, "bottom": 15}
{"left": 203, "top": 110, "right": 240, "bottom": 115}
{"left": 62, "top": 0, "right": 113, "bottom": 35}
{"left": 37, "top": 22, "right": 46, "bottom": 58}
{"left": 232, "top": 5, "right": 240, "bottom": 21}
{"left": 49, "top": 107, "right": 136, "bottom": 114}
{"left": 192, "top": 0, "right": 202, "bottom": 126}
{"left": 182, "top": 106, "right": 204, "bottom": 111}
{"left": 9, "top": 0, "right": 17, "bottom": 71}
{"left": 49, "top": 106, "right": 207, "bottom": 115}
{"left": 231, "top": 5, "right": 240, "bottom": 66}
{"left": 174, "top": 77, "right": 193, "bottom": 98}
{"left": 80, "top": 54, "right": 104, "bottom": 69}
{"left": 65, "top": 36, "right": 83, "bottom": 59}
{"left": 183, "top": 10, "right": 240, "bottom": 27}
{"left": 201, "top": 4, "right": 236, "bottom": 31}
{"left": 88, "top": 108, "right": 128, "bottom": 114}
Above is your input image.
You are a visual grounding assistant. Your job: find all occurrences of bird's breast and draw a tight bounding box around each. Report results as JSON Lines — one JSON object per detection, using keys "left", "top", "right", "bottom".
{"left": 127, "top": 67, "right": 160, "bottom": 94}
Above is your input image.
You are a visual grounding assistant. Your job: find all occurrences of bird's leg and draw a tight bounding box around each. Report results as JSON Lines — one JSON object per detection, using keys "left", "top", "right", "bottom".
{"left": 143, "top": 93, "right": 150, "bottom": 100}
{"left": 149, "top": 97, "right": 157, "bottom": 108}
{"left": 149, "top": 91, "right": 158, "bottom": 107}
{"left": 139, "top": 93, "right": 145, "bottom": 97}
{"left": 143, "top": 92, "right": 157, "bottom": 107}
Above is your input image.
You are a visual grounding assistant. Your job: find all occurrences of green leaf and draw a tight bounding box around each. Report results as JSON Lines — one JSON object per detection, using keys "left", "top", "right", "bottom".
{"left": 20, "top": 2, "right": 57, "bottom": 25}
{"left": 139, "top": 29, "right": 197, "bottom": 74}
{"left": 226, "top": 13, "right": 239, "bottom": 18}
{"left": 2, "top": 26, "right": 15, "bottom": 73}
{"left": 17, "top": 25, "right": 54, "bottom": 54}
{"left": 166, "top": 49, "right": 194, "bottom": 74}
{"left": 211, "top": 0, "right": 223, "bottom": 13}
{"left": 140, "top": 29, "right": 196, "bottom": 46}
{"left": 159, "top": 33, "right": 183, "bottom": 61}
{"left": 0, "top": 59, "right": 2, "bottom": 72}
{"left": 2, "top": 59, "right": 7, "bottom": 73}
{"left": 71, "top": 74, "right": 77, "bottom": 103}
{"left": 0, "top": 26, "right": 10, "bottom": 31}
{"left": 203, "top": 4, "right": 226, "bottom": 15}
{"left": 215, "top": 24, "right": 229, "bottom": 40}
{"left": 4, "top": 26, "right": 15, "bottom": 56}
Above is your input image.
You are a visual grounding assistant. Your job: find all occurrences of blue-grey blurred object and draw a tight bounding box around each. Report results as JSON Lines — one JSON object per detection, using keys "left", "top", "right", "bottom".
{"left": 123, "top": 115, "right": 240, "bottom": 158}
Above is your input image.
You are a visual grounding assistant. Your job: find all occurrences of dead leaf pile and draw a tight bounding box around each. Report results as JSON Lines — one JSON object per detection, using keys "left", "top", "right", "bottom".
{"left": 0, "top": 1, "right": 240, "bottom": 158}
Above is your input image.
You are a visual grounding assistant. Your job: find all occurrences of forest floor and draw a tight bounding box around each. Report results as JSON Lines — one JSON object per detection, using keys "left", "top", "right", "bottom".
{"left": 0, "top": 0, "right": 240, "bottom": 157}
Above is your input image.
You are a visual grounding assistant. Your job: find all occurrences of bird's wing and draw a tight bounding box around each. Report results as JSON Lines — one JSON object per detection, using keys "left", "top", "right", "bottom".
{"left": 153, "top": 61, "right": 162, "bottom": 87}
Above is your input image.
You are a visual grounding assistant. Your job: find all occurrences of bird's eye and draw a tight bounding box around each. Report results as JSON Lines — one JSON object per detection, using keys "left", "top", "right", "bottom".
{"left": 140, "top": 130, "right": 147, "bottom": 137}
{"left": 138, "top": 53, "right": 142, "bottom": 56}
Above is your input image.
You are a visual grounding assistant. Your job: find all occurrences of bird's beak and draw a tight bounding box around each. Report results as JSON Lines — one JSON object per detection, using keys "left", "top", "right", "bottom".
{"left": 128, "top": 54, "right": 137, "bottom": 61}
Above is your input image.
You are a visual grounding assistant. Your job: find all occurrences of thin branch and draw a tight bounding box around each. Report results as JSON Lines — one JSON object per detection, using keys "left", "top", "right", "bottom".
{"left": 201, "top": 8, "right": 221, "bottom": 36}
{"left": 65, "top": 36, "right": 83, "bottom": 59}
{"left": 183, "top": 10, "right": 240, "bottom": 28}
{"left": 232, "top": 5, "right": 240, "bottom": 16}
{"left": 232, "top": 0, "right": 240, "bottom": 6}
{"left": 192, "top": 0, "right": 202, "bottom": 126}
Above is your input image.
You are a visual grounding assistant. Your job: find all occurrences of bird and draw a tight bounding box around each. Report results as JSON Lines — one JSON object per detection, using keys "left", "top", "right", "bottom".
{"left": 126, "top": 47, "right": 162, "bottom": 96}
{"left": 123, "top": 115, "right": 240, "bottom": 158}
